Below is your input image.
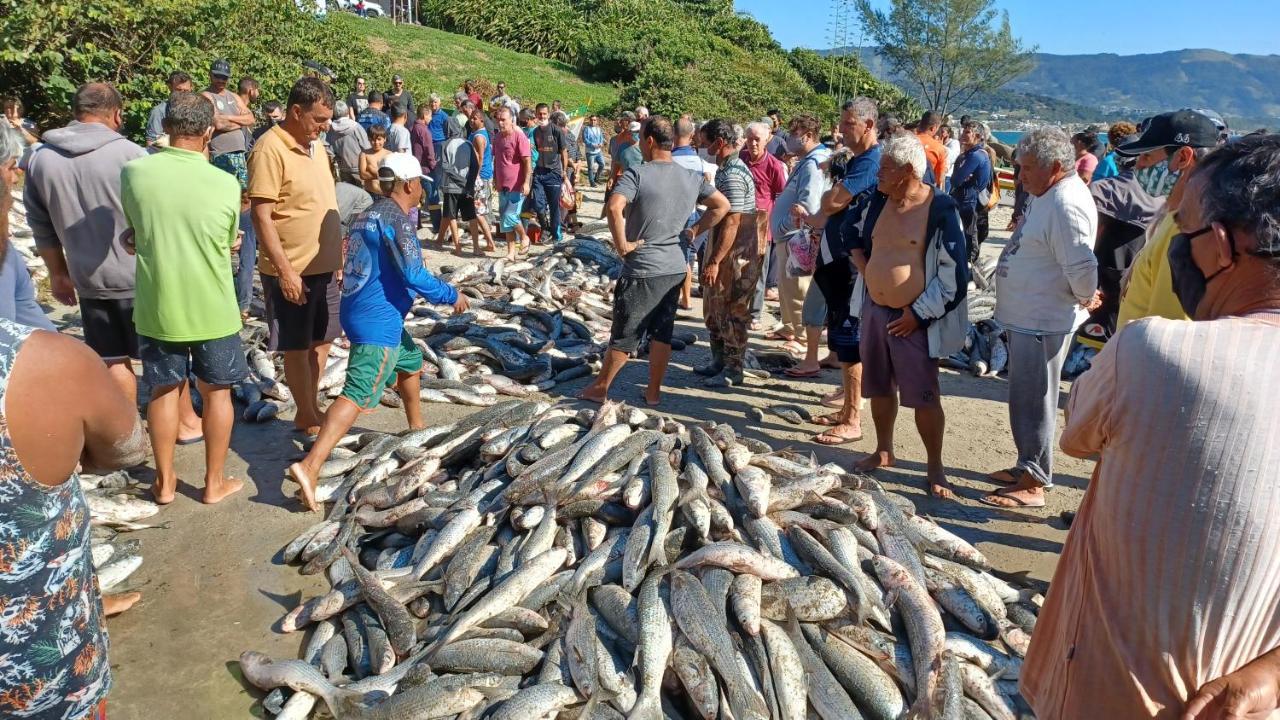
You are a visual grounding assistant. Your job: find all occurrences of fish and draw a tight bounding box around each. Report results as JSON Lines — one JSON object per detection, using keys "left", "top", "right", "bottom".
{"left": 874, "top": 555, "right": 946, "bottom": 719}
{"left": 670, "top": 570, "right": 768, "bottom": 720}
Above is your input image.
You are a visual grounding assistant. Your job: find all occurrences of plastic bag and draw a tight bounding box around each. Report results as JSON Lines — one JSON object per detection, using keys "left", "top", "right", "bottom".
{"left": 785, "top": 229, "right": 817, "bottom": 278}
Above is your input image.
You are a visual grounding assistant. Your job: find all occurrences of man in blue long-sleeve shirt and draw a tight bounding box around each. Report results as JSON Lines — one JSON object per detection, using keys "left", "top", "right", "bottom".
{"left": 950, "top": 120, "right": 993, "bottom": 263}
{"left": 287, "top": 153, "right": 468, "bottom": 511}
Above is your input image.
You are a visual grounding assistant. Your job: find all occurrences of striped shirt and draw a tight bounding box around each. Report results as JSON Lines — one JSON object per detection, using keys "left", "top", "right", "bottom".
{"left": 715, "top": 155, "right": 756, "bottom": 214}
{"left": 1022, "top": 314, "right": 1280, "bottom": 719}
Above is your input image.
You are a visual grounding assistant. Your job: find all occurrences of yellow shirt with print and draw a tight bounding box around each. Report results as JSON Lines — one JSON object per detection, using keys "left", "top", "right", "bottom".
{"left": 1116, "top": 212, "right": 1189, "bottom": 328}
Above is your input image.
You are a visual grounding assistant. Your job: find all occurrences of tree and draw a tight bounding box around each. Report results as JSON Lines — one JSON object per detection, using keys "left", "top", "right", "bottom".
{"left": 855, "top": 0, "right": 1035, "bottom": 116}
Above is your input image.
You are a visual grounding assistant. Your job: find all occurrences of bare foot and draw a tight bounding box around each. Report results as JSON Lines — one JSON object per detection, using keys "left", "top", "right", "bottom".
{"left": 927, "top": 472, "right": 957, "bottom": 500}
{"left": 644, "top": 389, "right": 661, "bottom": 407}
{"left": 854, "top": 451, "right": 895, "bottom": 472}
{"left": 152, "top": 478, "right": 177, "bottom": 506}
{"left": 577, "top": 386, "right": 607, "bottom": 404}
{"left": 287, "top": 462, "right": 320, "bottom": 512}
{"left": 819, "top": 354, "right": 841, "bottom": 369}
{"left": 103, "top": 592, "right": 142, "bottom": 617}
{"left": 203, "top": 476, "right": 244, "bottom": 504}
{"left": 178, "top": 424, "right": 203, "bottom": 444}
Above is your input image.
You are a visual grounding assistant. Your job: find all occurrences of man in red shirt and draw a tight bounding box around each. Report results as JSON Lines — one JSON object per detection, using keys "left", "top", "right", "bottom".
{"left": 915, "top": 110, "right": 947, "bottom": 189}
{"left": 741, "top": 121, "right": 787, "bottom": 329}
{"left": 491, "top": 106, "right": 532, "bottom": 260}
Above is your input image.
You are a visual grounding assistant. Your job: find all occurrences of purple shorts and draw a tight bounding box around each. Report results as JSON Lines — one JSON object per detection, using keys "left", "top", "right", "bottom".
{"left": 859, "top": 297, "right": 940, "bottom": 409}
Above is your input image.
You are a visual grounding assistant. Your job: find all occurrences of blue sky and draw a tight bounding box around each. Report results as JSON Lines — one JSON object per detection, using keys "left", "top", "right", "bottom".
{"left": 735, "top": 0, "right": 1280, "bottom": 56}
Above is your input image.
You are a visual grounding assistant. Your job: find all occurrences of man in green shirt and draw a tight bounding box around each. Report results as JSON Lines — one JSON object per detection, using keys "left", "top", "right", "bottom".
{"left": 121, "top": 92, "right": 248, "bottom": 506}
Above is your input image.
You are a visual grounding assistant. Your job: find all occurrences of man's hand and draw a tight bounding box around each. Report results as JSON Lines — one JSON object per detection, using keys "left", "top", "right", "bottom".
{"left": 50, "top": 273, "right": 77, "bottom": 306}
{"left": 789, "top": 204, "right": 807, "bottom": 222}
{"left": 278, "top": 269, "right": 307, "bottom": 306}
{"left": 231, "top": 230, "right": 244, "bottom": 254}
{"left": 618, "top": 239, "right": 644, "bottom": 256}
{"left": 1081, "top": 290, "right": 1103, "bottom": 312}
{"left": 886, "top": 309, "right": 920, "bottom": 337}
{"left": 121, "top": 228, "right": 136, "bottom": 255}
{"left": 522, "top": 183, "right": 531, "bottom": 197}
{"left": 702, "top": 261, "right": 719, "bottom": 288}
{"left": 452, "top": 294, "right": 470, "bottom": 313}
{"left": 1183, "top": 652, "right": 1280, "bottom": 720}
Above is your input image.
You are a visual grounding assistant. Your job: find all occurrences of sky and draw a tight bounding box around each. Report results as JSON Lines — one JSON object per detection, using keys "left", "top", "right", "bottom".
{"left": 734, "top": 0, "right": 1280, "bottom": 56}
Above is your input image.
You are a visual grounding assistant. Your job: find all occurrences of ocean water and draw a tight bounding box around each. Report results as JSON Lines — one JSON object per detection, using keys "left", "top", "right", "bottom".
{"left": 992, "top": 131, "right": 1109, "bottom": 147}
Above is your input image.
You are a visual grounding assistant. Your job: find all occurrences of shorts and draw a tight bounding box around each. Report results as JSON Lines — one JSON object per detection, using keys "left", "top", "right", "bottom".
{"left": 80, "top": 298, "right": 139, "bottom": 361}
{"left": 802, "top": 281, "right": 827, "bottom": 328}
{"left": 139, "top": 332, "right": 249, "bottom": 393}
{"left": 341, "top": 331, "right": 424, "bottom": 410}
{"left": 474, "top": 179, "right": 491, "bottom": 216}
{"left": 609, "top": 273, "right": 684, "bottom": 354}
{"left": 211, "top": 151, "right": 248, "bottom": 190}
{"left": 262, "top": 272, "right": 341, "bottom": 352}
{"left": 443, "top": 191, "right": 477, "bottom": 222}
{"left": 498, "top": 190, "right": 524, "bottom": 233}
{"left": 813, "top": 260, "right": 858, "bottom": 363}
{"left": 859, "top": 297, "right": 940, "bottom": 409}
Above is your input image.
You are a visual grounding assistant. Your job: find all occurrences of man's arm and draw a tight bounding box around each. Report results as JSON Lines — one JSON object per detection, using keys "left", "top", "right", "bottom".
{"left": 693, "top": 190, "right": 730, "bottom": 239}
{"left": 908, "top": 207, "right": 968, "bottom": 323}
{"left": 606, "top": 192, "right": 634, "bottom": 256}
{"left": 951, "top": 152, "right": 978, "bottom": 192}
{"left": 1183, "top": 646, "right": 1280, "bottom": 720}
{"left": 386, "top": 221, "right": 460, "bottom": 306}
{"left": 1053, "top": 206, "right": 1100, "bottom": 304}
{"left": 251, "top": 199, "right": 305, "bottom": 304}
{"left": 519, "top": 155, "right": 533, "bottom": 196}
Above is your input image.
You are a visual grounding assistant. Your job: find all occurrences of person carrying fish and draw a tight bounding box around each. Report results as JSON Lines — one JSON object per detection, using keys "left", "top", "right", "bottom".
{"left": 288, "top": 153, "right": 468, "bottom": 511}
{"left": 578, "top": 116, "right": 729, "bottom": 407}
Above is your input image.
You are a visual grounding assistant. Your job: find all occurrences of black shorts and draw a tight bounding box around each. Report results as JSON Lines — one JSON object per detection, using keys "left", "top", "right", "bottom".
{"left": 262, "top": 272, "right": 342, "bottom": 352}
{"left": 813, "top": 260, "right": 859, "bottom": 364}
{"left": 609, "top": 273, "right": 684, "bottom": 354}
{"left": 80, "top": 298, "right": 139, "bottom": 360}
{"left": 442, "top": 192, "right": 476, "bottom": 222}
{"left": 139, "top": 332, "right": 249, "bottom": 394}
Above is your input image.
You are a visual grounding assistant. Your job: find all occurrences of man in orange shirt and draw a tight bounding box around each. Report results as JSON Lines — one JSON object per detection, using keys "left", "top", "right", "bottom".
{"left": 915, "top": 111, "right": 947, "bottom": 189}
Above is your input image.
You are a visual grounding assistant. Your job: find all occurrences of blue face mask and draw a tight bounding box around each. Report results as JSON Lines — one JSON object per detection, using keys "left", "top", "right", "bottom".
{"left": 1136, "top": 158, "right": 1180, "bottom": 197}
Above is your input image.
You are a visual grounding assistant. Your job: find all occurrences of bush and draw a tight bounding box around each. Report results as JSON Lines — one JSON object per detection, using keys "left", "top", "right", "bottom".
{"left": 0, "top": 0, "right": 383, "bottom": 142}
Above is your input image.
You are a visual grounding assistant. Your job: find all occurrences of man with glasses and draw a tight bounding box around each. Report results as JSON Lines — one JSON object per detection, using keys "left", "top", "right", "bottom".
{"left": 385, "top": 74, "right": 414, "bottom": 117}
{"left": 491, "top": 81, "right": 520, "bottom": 117}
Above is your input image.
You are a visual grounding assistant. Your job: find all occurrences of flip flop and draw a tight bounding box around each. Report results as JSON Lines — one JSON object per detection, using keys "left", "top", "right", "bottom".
{"left": 765, "top": 331, "right": 796, "bottom": 342}
{"left": 812, "top": 413, "right": 845, "bottom": 426}
{"left": 820, "top": 392, "right": 844, "bottom": 408}
{"left": 813, "top": 428, "right": 862, "bottom": 445}
{"left": 176, "top": 435, "right": 204, "bottom": 446}
{"left": 782, "top": 341, "right": 807, "bottom": 356}
{"left": 988, "top": 467, "right": 1023, "bottom": 485}
{"left": 784, "top": 367, "right": 821, "bottom": 378}
{"left": 978, "top": 489, "right": 1046, "bottom": 509}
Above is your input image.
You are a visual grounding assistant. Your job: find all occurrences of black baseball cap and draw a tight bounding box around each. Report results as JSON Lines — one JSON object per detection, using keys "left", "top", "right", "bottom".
{"left": 210, "top": 58, "right": 231, "bottom": 78}
{"left": 1116, "top": 110, "right": 1219, "bottom": 156}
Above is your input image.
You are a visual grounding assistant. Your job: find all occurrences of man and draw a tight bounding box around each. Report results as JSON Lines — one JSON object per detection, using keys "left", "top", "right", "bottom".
{"left": 981, "top": 127, "right": 1099, "bottom": 509}
{"left": 385, "top": 104, "right": 411, "bottom": 153}
{"left": 1115, "top": 110, "right": 1223, "bottom": 327}
{"left": 766, "top": 111, "right": 787, "bottom": 159}
{"left": 850, "top": 132, "right": 968, "bottom": 499}
{"left": 940, "top": 124, "right": 960, "bottom": 189}
{"left": 578, "top": 117, "right": 729, "bottom": 407}
{"left": 437, "top": 132, "right": 479, "bottom": 254}
{"left": 385, "top": 74, "right": 414, "bottom": 117}
{"left": 635, "top": 106, "right": 650, "bottom": 126}
{"left": 1021, "top": 133, "right": 1280, "bottom": 720}
{"left": 535, "top": 103, "right": 551, "bottom": 127}
{"left": 288, "top": 154, "right": 467, "bottom": 511}
{"left": 236, "top": 76, "right": 261, "bottom": 145}
{"left": 449, "top": 98, "right": 475, "bottom": 141}
{"left": 914, "top": 110, "right": 947, "bottom": 188}
{"left": 768, "top": 114, "right": 830, "bottom": 348}
{"left": 581, "top": 114, "right": 605, "bottom": 186}
{"left": 950, "top": 120, "right": 994, "bottom": 262}
{"left": 356, "top": 91, "right": 390, "bottom": 135}
{"left": 609, "top": 120, "right": 643, "bottom": 187}
{"left": 463, "top": 80, "right": 482, "bottom": 109}
{"left": 327, "top": 99, "right": 370, "bottom": 185}
{"left": 742, "top": 121, "right": 787, "bottom": 329}
{"left": 248, "top": 77, "right": 341, "bottom": 437}
{"left": 121, "top": 92, "right": 247, "bottom": 506}
{"left": 426, "top": 93, "right": 449, "bottom": 148}
{"left": 492, "top": 106, "right": 532, "bottom": 260}
{"left": 697, "top": 119, "right": 758, "bottom": 388}
{"left": 801, "top": 98, "right": 882, "bottom": 445}
{"left": 146, "top": 70, "right": 193, "bottom": 145}
{"left": 203, "top": 59, "right": 255, "bottom": 188}
{"left": 491, "top": 81, "right": 520, "bottom": 116}
{"left": 533, "top": 113, "right": 569, "bottom": 241}
{"left": 252, "top": 101, "right": 285, "bottom": 143}
{"left": 346, "top": 76, "right": 369, "bottom": 115}
{"left": 409, "top": 103, "right": 438, "bottom": 186}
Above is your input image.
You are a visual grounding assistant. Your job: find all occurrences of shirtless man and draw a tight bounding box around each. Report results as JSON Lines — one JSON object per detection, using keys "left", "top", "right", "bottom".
{"left": 360, "top": 126, "right": 392, "bottom": 195}
{"left": 850, "top": 132, "right": 969, "bottom": 499}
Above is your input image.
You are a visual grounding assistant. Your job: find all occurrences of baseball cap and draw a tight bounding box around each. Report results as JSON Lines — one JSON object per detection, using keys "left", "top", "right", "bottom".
{"left": 629, "top": 121, "right": 642, "bottom": 133}
{"left": 210, "top": 59, "right": 231, "bottom": 78}
{"left": 379, "top": 153, "right": 425, "bottom": 182}
{"left": 392, "top": 74, "right": 404, "bottom": 82}
{"left": 1116, "top": 110, "right": 1220, "bottom": 156}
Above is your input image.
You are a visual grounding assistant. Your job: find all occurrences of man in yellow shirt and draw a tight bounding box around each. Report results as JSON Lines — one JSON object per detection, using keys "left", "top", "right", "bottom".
{"left": 1115, "top": 110, "right": 1224, "bottom": 327}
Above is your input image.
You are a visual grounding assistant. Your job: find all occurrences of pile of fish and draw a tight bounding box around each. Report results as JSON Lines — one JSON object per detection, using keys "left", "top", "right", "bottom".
{"left": 232, "top": 238, "right": 710, "bottom": 423}
{"left": 240, "top": 399, "right": 1041, "bottom": 719}
{"left": 945, "top": 257, "right": 1009, "bottom": 378}
{"left": 82, "top": 470, "right": 167, "bottom": 594}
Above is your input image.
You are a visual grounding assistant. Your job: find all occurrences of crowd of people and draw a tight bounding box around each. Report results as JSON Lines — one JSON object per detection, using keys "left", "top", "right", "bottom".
{"left": 1, "top": 56, "right": 1279, "bottom": 719}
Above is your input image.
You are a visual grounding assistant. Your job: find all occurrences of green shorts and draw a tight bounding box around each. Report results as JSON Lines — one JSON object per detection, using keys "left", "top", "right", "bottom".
{"left": 341, "top": 332, "right": 424, "bottom": 410}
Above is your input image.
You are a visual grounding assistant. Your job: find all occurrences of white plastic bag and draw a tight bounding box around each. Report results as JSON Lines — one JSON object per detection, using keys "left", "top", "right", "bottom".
{"left": 785, "top": 229, "right": 817, "bottom": 278}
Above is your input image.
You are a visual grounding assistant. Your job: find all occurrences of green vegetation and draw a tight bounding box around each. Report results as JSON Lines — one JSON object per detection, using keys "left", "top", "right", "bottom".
{"left": 334, "top": 14, "right": 619, "bottom": 113}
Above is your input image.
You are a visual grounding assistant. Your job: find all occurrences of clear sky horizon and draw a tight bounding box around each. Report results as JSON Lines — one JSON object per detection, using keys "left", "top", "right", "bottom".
{"left": 735, "top": 0, "right": 1280, "bottom": 56}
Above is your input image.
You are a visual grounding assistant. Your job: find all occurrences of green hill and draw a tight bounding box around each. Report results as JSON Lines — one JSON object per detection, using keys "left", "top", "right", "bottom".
{"left": 334, "top": 14, "right": 619, "bottom": 112}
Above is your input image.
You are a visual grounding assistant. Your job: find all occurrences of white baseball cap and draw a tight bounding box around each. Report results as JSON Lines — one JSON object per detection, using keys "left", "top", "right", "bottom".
{"left": 378, "top": 153, "right": 425, "bottom": 182}
{"left": 629, "top": 121, "right": 642, "bottom": 133}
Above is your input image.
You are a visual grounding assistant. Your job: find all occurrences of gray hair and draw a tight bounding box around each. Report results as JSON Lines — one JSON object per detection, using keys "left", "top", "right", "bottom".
{"left": 1192, "top": 133, "right": 1280, "bottom": 257}
{"left": 551, "top": 111, "right": 569, "bottom": 127}
{"left": 746, "top": 121, "right": 771, "bottom": 138}
{"left": 635, "top": 106, "right": 649, "bottom": 116}
{"left": 1017, "top": 126, "right": 1074, "bottom": 172}
{"left": 732, "top": 124, "right": 744, "bottom": 145}
{"left": 880, "top": 131, "right": 927, "bottom": 178}
{"left": 0, "top": 126, "right": 21, "bottom": 164}
{"left": 842, "top": 96, "right": 879, "bottom": 123}
{"left": 332, "top": 99, "right": 349, "bottom": 118}
{"left": 163, "top": 92, "right": 214, "bottom": 138}
{"left": 453, "top": 91, "right": 468, "bottom": 104}
{"left": 429, "top": 92, "right": 441, "bottom": 102}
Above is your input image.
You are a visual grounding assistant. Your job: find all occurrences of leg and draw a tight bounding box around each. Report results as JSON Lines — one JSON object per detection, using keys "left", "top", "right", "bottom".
{"left": 814, "top": 362, "right": 863, "bottom": 444}
{"left": 854, "top": 396, "right": 898, "bottom": 471}
{"left": 644, "top": 341, "right": 672, "bottom": 406}
{"left": 283, "top": 349, "right": 322, "bottom": 433}
{"left": 915, "top": 404, "right": 953, "bottom": 499}
{"left": 196, "top": 380, "right": 242, "bottom": 504}
{"left": 680, "top": 266, "right": 693, "bottom": 310}
{"left": 578, "top": 349, "right": 628, "bottom": 403}
{"left": 105, "top": 359, "right": 138, "bottom": 409}
{"left": 983, "top": 332, "right": 1064, "bottom": 508}
{"left": 544, "top": 172, "right": 564, "bottom": 240}
{"left": 396, "top": 371, "right": 425, "bottom": 430}
{"left": 291, "top": 396, "right": 362, "bottom": 511}
{"left": 103, "top": 592, "right": 142, "bottom": 617}
{"left": 146, "top": 382, "right": 182, "bottom": 504}
{"left": 177, "top": 381, "right": 202, "bottom": 443}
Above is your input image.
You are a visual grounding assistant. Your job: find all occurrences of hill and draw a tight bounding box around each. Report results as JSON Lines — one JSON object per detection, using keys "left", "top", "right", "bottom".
{"left": 335, "top": 14, "right": 619, "bottom": 112}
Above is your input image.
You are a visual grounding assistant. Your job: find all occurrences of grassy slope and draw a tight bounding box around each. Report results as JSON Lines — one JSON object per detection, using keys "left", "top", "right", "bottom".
{"left": 335, "top": 13, "right": 619, "bottom": 112}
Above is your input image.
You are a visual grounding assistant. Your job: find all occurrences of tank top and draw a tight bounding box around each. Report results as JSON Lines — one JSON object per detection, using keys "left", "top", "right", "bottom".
{"left": 0, "top": 320, "right": 110, "bottom": 719}
{"left": 469, "top": 128, "right": 493, "bottom": 181}
{"left": 208, "top": 89, "right": 247, "bottom": 156}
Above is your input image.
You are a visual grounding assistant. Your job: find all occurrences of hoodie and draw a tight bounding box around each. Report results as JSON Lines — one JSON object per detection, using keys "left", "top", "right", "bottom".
{"left": 24, "top": 121, "right": 146, "bottom": 300}
{"left": 327, "top": 117, "right": 370, "bottom": 183}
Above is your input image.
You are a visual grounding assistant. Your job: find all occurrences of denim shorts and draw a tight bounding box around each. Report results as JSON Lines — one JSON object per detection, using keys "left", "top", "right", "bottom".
{"left": 498, "top": 190, "right": 524, "bottom": 232}
{"left": 140, "top": 332, "right": 249, "bottom": 394}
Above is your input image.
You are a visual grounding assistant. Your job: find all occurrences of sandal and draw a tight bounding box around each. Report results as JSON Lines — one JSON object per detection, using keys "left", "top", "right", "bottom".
{"left": 813, "top": 427, "right": 862, "bottom": 445}
{"left": 784, "top": 367, "right": 821, "bottom": 378}
{"left": 978, "top": 488, "right": 1046, "bottom": 509}
{"left": 765, "top": 330, "right": 796, "bottom": 342}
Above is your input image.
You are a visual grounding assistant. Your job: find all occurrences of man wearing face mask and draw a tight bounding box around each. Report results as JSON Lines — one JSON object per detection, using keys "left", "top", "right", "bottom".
{"left": 1020, "top": 132, "right": 1280, "bottom": 720}
{"left": 1115, "top": 109, "right": 1224, "bottom": 327}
